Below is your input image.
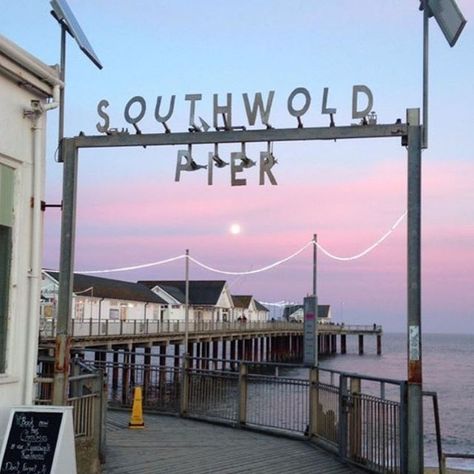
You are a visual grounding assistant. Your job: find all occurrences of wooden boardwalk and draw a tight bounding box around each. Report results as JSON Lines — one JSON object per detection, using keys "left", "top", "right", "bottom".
{"left": 104, "top": 411, "right": 366, "bottom": 474}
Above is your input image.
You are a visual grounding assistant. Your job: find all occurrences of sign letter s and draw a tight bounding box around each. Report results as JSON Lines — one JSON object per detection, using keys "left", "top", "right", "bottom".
{"left": 96, "top": 99, "right": 110, "bottom": 133}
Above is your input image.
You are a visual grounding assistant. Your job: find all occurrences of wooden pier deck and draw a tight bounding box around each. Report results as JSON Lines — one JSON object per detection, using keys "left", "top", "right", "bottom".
{"left": 104, "top": 411, "right": 366, "bottom": 474}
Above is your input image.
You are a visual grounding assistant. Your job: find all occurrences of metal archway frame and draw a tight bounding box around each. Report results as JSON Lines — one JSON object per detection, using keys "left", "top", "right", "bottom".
{"left": 53, "top": 110, "right": 422, "bottom": 471}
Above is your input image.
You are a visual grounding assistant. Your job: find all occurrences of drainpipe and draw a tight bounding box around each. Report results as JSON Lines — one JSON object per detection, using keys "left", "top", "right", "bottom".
{"left": 23, "top": 95, "right": 59, "bottom": 404}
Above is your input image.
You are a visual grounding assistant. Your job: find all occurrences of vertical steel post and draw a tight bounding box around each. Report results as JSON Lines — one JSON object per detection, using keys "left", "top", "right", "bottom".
{"left": 238, "top": 363, "right": 248, "bottom": 425}
{"left": 399, "top": 381, "right": 408, "bottom": 473}
{"left": 53, "top": 138, "right": 78, "bottom": 405}
{"left": 312, "top": 233, "right": 317, "bottom": 296}
{"left": 185, "top": 249, "right": 189, "bottom": 352}
{"left": 308, "top": 366, "right": 319, "bottom": 438}
{"left": 422, "top": 3, "right": 429, "bottom": 149}
{"left": 58, "top": 25, "right": 66, "bottom": 145}
{"left": 313, "top": 233, "right": 319, "bottom": 367}
{"left": 180, "top": 354, "right": 190, "bottom": 416}
{"left": 338, "top": 374, "right": 348, "bottom": 459}
{"left": 407, "top": 108, "right": 423, "bottom": 472}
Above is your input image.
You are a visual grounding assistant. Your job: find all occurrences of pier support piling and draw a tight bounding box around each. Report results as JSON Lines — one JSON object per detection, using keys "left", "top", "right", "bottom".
{"left": 341, "top": 335, "right": 347, "bottom": 354}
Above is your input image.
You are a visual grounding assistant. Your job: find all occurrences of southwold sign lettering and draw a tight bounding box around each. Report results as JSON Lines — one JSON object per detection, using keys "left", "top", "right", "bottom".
{"left": 95, "top": 85, "right": 374, "bottom": 186}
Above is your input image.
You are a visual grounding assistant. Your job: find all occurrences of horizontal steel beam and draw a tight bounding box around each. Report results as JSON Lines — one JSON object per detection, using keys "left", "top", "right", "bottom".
{"left": 68, "top": 123, "right": 407, "bottom": 151}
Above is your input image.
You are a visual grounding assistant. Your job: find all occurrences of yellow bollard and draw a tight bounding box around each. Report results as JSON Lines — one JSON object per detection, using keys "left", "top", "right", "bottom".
{"left": 128, "top": 386, "right": 144, "bottom": 429}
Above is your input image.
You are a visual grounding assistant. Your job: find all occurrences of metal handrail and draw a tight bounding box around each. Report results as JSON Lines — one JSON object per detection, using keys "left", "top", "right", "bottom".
{"left": 92, "top": 354, "right": 405, "bottom": 472}
{"left": 423, "top": 390, "right": 474, "bottom": 474}
{"left": 39, "top": 317, "right": 382, "bottom": 338}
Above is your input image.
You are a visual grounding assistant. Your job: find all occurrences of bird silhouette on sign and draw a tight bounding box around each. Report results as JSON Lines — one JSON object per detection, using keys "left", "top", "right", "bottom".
{"left": 211, "top": 153, "right": 228, "bottom": 168}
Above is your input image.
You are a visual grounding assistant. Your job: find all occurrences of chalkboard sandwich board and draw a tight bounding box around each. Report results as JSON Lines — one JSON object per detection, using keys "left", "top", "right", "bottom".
{"left": 0, "top": 407, "right": 76, "bottom": 474}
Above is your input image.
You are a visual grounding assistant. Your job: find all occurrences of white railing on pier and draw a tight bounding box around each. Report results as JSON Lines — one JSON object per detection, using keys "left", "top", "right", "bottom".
{"left": 39, "top": 318, "right": 381, "bottom": 339}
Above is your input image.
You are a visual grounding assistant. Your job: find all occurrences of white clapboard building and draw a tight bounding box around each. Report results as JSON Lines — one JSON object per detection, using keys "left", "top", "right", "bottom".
{"left": 138, "top": 280, "right": 234, "bottom": 322}
{"left": 41, "top": 271, "right": 168, "bottom": 322}
{"left": 0, "top": 35, "right": 61, "bottom": 409}
{"left": 231, "top": 295, "right": 269, "bottom": 322}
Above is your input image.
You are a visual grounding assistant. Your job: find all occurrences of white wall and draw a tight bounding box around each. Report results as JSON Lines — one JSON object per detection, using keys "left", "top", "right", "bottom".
{"left": 0, "top": 61, "right": 52, "bottom": 406}
{"left": 72, "top": 296, "right": 163, "bottom": 322}
{"left": 233, "top": 299, "right": 269, "bottom": 322}
{"left": 41, "top": 275, "right": 166, "bottom": 322}
{"left": 151, "top": 284, "right": 233, "bottom": 322}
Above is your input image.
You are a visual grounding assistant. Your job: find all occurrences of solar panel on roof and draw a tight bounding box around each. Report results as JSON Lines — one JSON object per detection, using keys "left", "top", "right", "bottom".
{"left": 50, "top": 0, "right": 103, "bottom": 69}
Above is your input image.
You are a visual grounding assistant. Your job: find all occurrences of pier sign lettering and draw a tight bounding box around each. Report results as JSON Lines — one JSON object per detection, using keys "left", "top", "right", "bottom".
{"left": 95, "top": 85, "right": 375, "bottom": 187}
{"left": 0, "top": 410, "right": 62, "bottom": 474}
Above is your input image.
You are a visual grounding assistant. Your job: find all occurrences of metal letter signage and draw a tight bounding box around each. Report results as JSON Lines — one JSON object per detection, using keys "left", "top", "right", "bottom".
{"left": 352, "top": 85, "right": 374, "bottom": 120}
{"left": 96, "top": 85, "right": 376, "bottom": 187}
{"left": 243, "top": 91, "right": 274, "bottom": 127}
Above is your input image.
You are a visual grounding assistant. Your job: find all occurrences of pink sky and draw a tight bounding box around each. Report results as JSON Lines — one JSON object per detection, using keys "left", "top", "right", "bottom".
{"left": 43, "top": 154, "right": 474, "bottom": 333}
{"left": 1, "top": 0, "right": 466, "bottom": 334}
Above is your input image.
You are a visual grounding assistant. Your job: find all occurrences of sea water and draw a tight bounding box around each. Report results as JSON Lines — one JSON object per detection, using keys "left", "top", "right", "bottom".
{"left": 317, "top": 332, "right": 474, "bottom": 471}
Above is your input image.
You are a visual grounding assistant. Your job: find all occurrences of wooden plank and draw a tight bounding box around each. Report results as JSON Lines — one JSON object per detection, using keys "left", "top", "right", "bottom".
{"left": 103, "top": 411, "right": 365, "bottom": 473}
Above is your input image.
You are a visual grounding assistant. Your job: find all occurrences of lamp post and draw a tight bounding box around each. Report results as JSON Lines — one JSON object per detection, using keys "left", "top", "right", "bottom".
{"left": 184, "top": 249, "right": 189, "bottom": 353}
{"left": 406, "top": 2, "right": 466, "bottom": 471}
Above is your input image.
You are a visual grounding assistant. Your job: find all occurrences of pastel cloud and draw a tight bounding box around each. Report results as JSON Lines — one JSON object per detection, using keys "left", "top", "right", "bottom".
{"left": 42, "top": 156, "right": 473, "bottom": 332}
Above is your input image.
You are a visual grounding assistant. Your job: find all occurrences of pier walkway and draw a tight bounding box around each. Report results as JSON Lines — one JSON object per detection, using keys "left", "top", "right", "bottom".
{"left": 104, "top": 411, "right": 366, "bottom": 473}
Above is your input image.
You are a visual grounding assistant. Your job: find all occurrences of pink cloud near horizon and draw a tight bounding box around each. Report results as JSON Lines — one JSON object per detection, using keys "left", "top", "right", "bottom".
{"left": 43, "top": 157, "right": 473, "bottom": 332}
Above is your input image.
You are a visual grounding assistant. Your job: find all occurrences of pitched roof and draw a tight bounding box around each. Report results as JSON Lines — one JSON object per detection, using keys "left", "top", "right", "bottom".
{"left": 44, "top": 271, "right": 166, "bottom": 304}
{"left": 231, "top": 295, "right": 269, "bottom": 313}
{"left": 231, "top": 295, "right": 252, "bottom": 309}
{"left": 318, "top": 305, "right": 331, "bottom": 318}
{"left": 283, "top": 304, "right": 330, "bottom": 319}
{"left": 283, "top": 305, "right": 302, "bottom": 320}
{"left": 138, "top": 280, "right": 227, "bottom": 305}
{"left": 254, "top": 300, "right": 269, "bottom": 312}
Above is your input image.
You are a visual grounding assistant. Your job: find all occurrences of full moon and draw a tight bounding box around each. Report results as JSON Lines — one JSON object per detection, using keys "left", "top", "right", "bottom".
{"left": 230, "top": 223, "right": 241, "bottom": 235}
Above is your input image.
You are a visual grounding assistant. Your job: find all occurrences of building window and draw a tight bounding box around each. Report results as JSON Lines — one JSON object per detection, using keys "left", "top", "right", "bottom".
{"left": 109, "top": 308, "right": 119, "bottom": 320}
{"left": 0, "top": 163, "right": 14, "bottom": 373}
{"left": 119, "top": 305, "right": 127, "bottom": 321}
{"left": 75, "top": 300, "right": 85, "bottom": 321}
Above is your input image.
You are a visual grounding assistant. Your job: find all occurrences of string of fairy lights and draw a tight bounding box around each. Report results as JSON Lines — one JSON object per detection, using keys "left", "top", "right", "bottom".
{"left": 76, "top": 213, "right": 407, "bottom": 305}
{"left": 65, "top": 211, "right": 408, "bottom": 307}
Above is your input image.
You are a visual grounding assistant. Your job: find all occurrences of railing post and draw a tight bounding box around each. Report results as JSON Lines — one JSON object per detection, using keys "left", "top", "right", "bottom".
{"left": 93, "top": 371, "right": 103, "bottom": 462}
{"left": 238, "top": 362, "right": 248, "bottom": 426}
{"left": 441, "top": 454, "right": 447, "bottom": 474}
{"left": 349, "top": 377, "right": 362, "bottom": 461}
{"left": 120, "top": 320, "right": 123, "bottom": 335}
{"left": 399, "top": 381, "right": 408, "bottom": 474}
{"left": 99, "top": 369, "right": 108, "bottom": 463}
{"left": 133, "top": 320, "right": 137, "bottom": 335}
{"left": 431, "top": 392, "right": 444, "bottom": 474}
{"left": 89, "top": 317, "right": 92, "bottom": 336}
{"left": 145, "top": 318, "right": 149, "bottom": 335}
{"left": 338, "top": 374, "right": 348, "bottom": 460}
{"left": 105, "top": 319, "right": 109, "bottom": 336}
{"left": 180, "top": 355, "right": 190, "bottom": 416}
{"left": 309, "top": 367, "right": 319, "bottom": 438}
